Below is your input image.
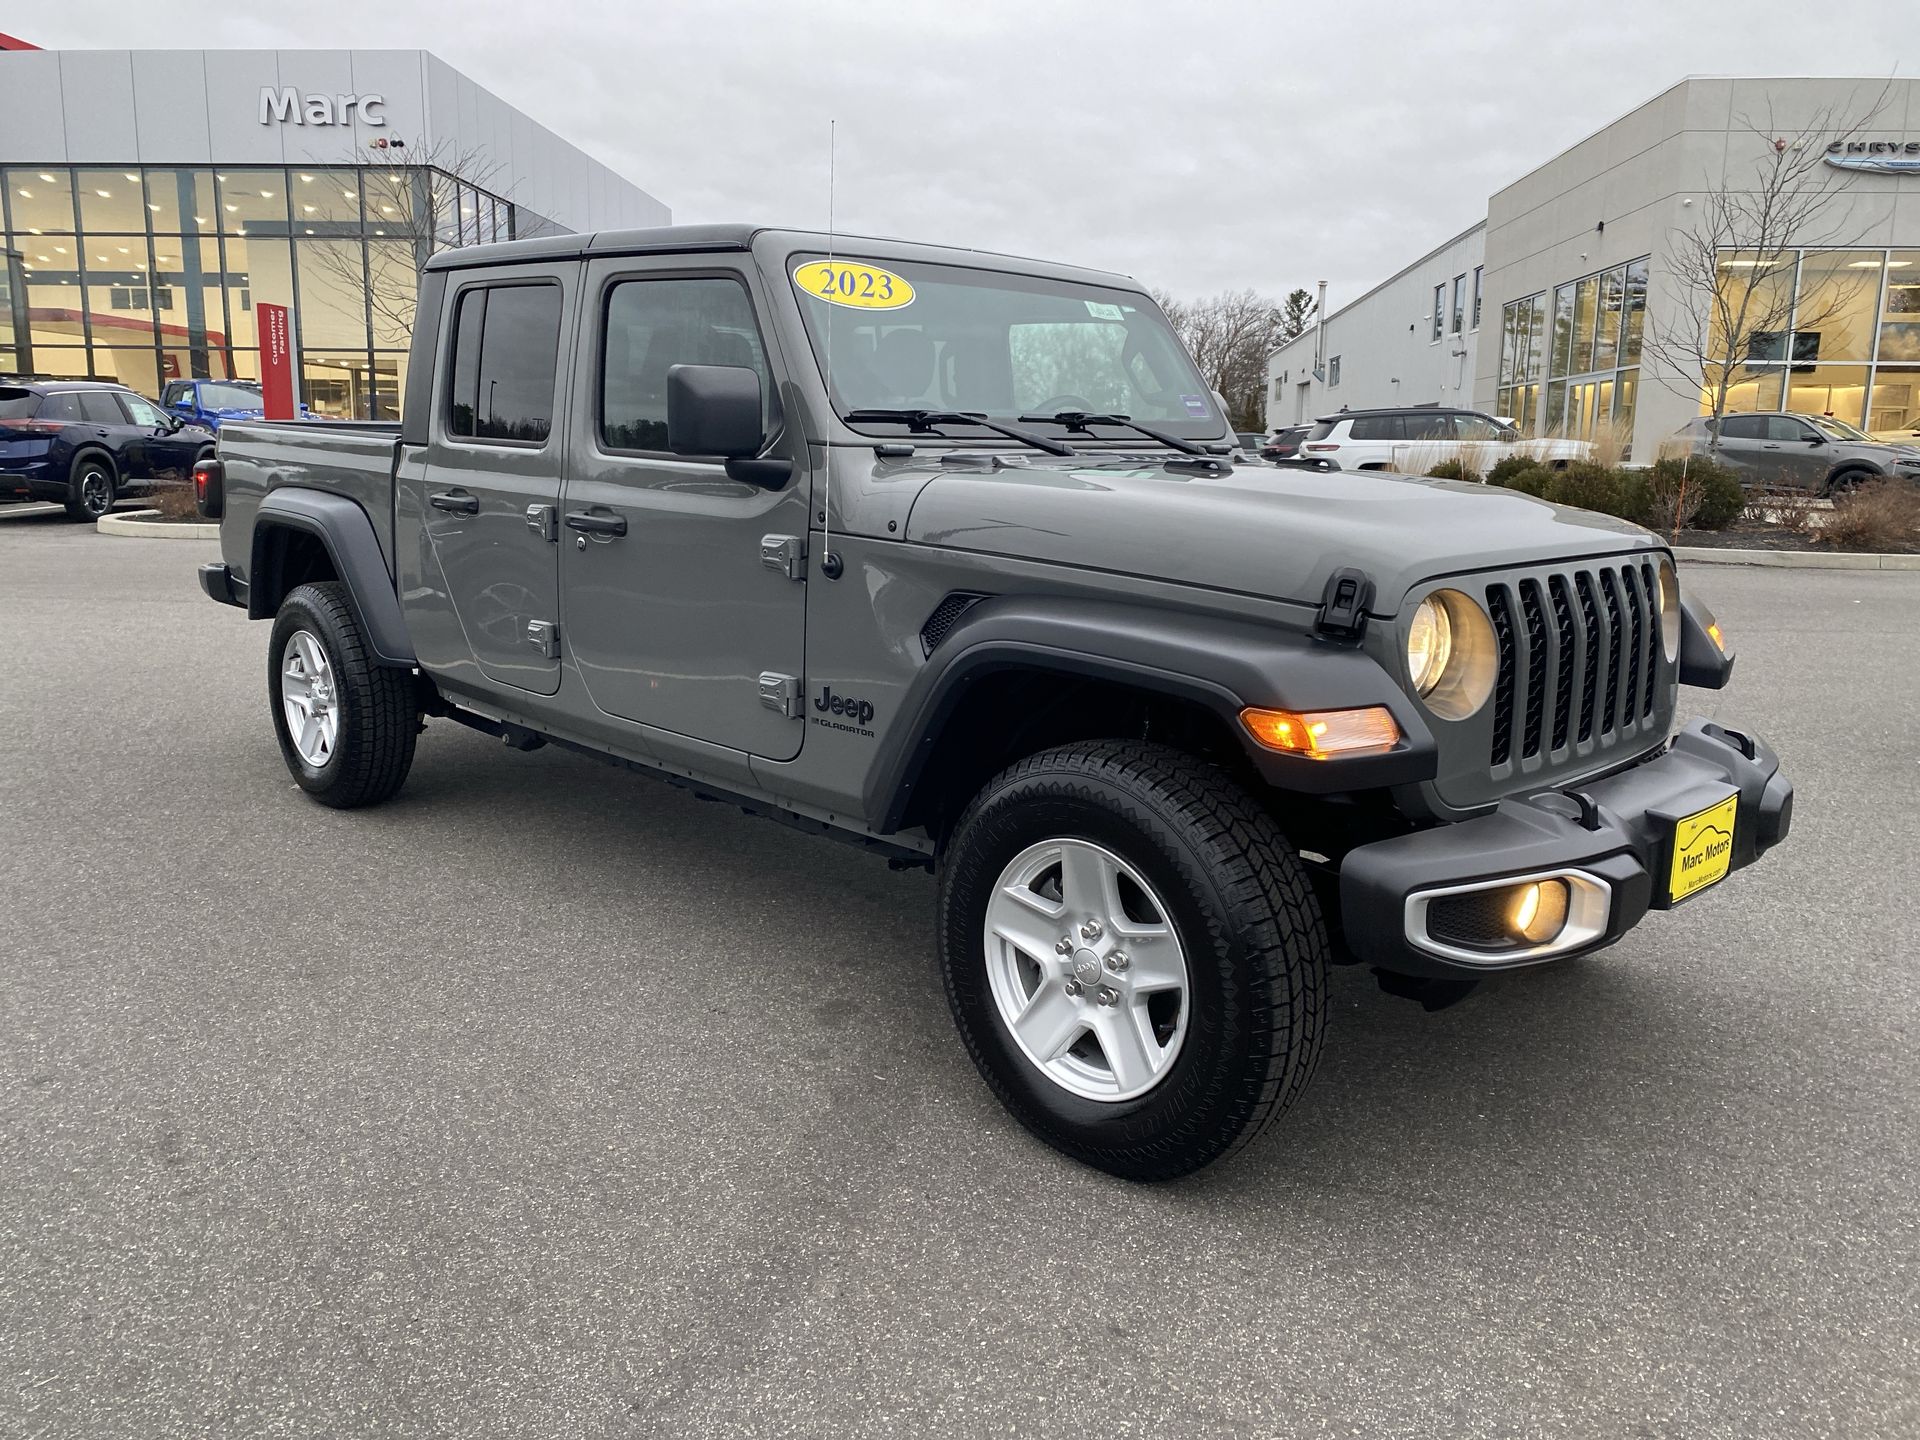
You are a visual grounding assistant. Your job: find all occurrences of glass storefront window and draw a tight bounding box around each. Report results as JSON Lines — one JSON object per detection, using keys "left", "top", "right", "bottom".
{"left": 1570, "top": 275, "right": 1597, "bottom": 378}
{"left": 1620, "top": 259, "right": 1648, "bottom": 366}
{"left": 1783, "top": 363, "right": 1870, "bottom": 428}
{"left": 359, "top": 168, "right": 414, "bottom": 229}
{"left": 1791, "top": 250, "right": 1885, "bottom": 363}
{"left": 28, "top": 347, "right": 90, "bottom": 377}
{"left": 1710, "top": 252, "right": 1796, "bottom": 365}
{"left": 293, "top": 240, "right": 371, "bottom": 348}
{"left": 7, "top": 168, "right": 77, "bottom": 234}
{"left": 1594, "top": 266, "right": 1623, "bottom": 372}
{"left": 76, "top": 169, "right": 151, "bottom": 234}
{"left": 1867, "top": 366, "right": 1920, "bottom": 437}
{"left": 1550, "top": 283, "right": 1574, "bottom": 378}
{"left": 301, "top": 351, "right": 373, "bottom": 419}
{"left": 1877, "top": 253, "right": 1920, "bottom": 363}
{"left": 151, "top": 237, "right": 229, "bottom": 356}
{"left": 1712, "top": 365, "right": 1785, "bottom": 415}
{"left": 144, "top": 170, "right": 216, "bottom": 235}
{"left": 1613, "top": 368, "right": 1638, "bottom": 439}
{"left": 370, "top": 351, "right": 408, "bottom": 421}
{"left": 365, "top": 240, "right": 419, "bottom": 347}
{"left": 219, "top": 235, "right": 294, "bottom": 351}
{"left": 290, "top": 169, "right": 364, "bottom": 230}
{"left": 217, "top": 170, "right": 289, "bottom": 234}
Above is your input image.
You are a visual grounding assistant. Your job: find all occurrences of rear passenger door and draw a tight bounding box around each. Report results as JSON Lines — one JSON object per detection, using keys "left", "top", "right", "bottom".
{"left": 418, "top": 264, "right": 577, "bottom": 697}
{"left": 559, "top": 257, "right": 808, "bottom": 761}
{"left": 77, "top": 391, "right": 145, "bottom": 479}
{"left": 1711, "top": 415, "right": 1772, "bottom": 483}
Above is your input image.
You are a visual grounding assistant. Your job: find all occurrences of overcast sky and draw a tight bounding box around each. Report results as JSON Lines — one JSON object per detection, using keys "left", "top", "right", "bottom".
{"left": 16, "top": 1, "right": 1910, "bottom": 308}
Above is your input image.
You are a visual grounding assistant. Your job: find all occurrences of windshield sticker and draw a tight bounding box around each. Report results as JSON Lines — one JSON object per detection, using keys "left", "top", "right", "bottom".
{"left": 1083, "top": 301, "right": 1124, "bottom": 321}
{"left": 793, "top": 261, "right": 915, "bottom": 311}
{"left": 1182, "top": 394, "right": 1210, "bottom": 417}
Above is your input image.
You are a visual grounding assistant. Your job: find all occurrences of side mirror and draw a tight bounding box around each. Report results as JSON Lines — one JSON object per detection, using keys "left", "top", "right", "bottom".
{"left": 666, "top": 364, "right": 792, "bottom": 487}
{"left": 1807, "top": 433, "right": 1826, "bottom": 445}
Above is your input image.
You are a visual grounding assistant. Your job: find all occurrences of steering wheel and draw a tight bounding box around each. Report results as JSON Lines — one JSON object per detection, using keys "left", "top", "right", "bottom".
{"left": 1031, "top": 395, "right": 1098, "bottom": 415}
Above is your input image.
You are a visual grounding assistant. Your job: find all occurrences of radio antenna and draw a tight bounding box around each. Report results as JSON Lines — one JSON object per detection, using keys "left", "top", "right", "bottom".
{"left": 819, "top": 119, "right": 837, "bottom": 575}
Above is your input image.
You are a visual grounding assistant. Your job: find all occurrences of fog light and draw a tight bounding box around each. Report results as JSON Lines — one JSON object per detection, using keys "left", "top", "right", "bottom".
{"left": 1510, "top": 879, "right": 1570, "bottom": 944}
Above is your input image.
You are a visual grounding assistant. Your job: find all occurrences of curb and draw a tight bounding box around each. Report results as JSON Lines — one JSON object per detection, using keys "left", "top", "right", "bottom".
{"left": 96, "top": 509, "right": 221, "bottom": 539}
{"left": 1672, "top": 545, "right": 1920, "bottom": 571}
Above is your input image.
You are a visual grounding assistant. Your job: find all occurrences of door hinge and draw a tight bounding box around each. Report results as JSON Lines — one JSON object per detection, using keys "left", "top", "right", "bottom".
{"left": 760, "top": 533, "right": 807, "bottom": 581}
{"left": 758, "top": 671, "right": 803, "bottom": 717}
{"left": 525, "top": 503, "right": 558, "bottom": 542}
{"left": 526, "top": 619, "right": 560, "bottom": 658}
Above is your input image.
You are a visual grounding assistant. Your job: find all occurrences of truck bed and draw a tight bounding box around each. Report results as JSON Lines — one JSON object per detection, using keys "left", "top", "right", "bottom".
{"left": 216, "top": 420, "right": 403, "bottom": 578}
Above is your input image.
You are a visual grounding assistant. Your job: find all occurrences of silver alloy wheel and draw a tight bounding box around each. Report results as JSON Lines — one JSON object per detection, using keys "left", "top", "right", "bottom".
{"left": 80, "top": 467, "right": 112, "bottom": 515}
{"left": 983, "top": 838, "right": 1191, "bottom": 1103}
{"left": 280, "top": 629, "right": 341, "bottom": 768}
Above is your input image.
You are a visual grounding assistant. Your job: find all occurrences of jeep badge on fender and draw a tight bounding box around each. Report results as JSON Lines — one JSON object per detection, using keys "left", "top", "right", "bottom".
{"left": 195, "top": 223, "right": 1792, "bottom": 1182}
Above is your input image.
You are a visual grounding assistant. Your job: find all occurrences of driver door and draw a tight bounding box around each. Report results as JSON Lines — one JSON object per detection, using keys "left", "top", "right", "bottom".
{"left": 119, "top": 391, "right": 197, "bottom": 478}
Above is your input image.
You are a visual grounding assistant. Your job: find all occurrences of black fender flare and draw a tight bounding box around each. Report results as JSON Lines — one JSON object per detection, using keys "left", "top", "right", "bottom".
{"left": 248, "top": 487, "right": 416, "bottom": 666}
{"left": 1678, "top": 592, "right": 1733, "bottom": 689}
{"left": 864, "top": 595, "right": 1437, "bottom": 833}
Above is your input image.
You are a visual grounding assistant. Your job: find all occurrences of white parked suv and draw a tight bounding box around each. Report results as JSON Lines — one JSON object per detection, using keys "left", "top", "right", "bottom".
{"left": 1297, "top": 408, "right": 1591, "bottom": 473}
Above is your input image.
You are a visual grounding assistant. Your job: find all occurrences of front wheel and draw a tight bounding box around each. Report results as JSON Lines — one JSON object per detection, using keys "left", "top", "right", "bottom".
{"left": 937, "top": 741, "right": 1329, "bottom": 1181}
{"left": 268, "top": 581, "right": 418, "bottom": 808}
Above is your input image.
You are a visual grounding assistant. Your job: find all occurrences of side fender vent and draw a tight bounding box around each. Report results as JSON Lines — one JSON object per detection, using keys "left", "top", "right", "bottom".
{"left": 920, "top": 592, "right": 992, "bottom": 657}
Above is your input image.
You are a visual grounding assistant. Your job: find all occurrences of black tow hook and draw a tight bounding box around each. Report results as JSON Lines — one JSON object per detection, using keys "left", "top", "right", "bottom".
{"left": 1373, "top": 969, "right": 1481, "bottom": 1012}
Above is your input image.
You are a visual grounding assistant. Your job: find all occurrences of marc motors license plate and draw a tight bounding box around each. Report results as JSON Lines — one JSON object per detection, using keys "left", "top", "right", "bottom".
{"left": 1669, "top": 792, "right": 1738, "bottom": 903}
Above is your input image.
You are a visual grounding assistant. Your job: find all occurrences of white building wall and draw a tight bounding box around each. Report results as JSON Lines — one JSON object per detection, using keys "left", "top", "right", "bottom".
{"left": 1266, "top": 223, "right": 1485, "bottom": 431}
{"left": 0, "top": 47, "right": 669, "bottom": 234}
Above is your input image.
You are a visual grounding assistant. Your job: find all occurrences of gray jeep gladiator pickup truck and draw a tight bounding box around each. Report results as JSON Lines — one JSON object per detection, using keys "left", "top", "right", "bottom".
{"left": 195, "top": 224, "right": 1793, "bottom": 1180}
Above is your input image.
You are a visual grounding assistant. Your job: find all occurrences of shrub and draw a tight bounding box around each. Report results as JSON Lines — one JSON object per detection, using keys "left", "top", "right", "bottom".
{"left": 1487, "top": 454, "right": 1540, "bottom": 488}
{"left": 1645, "top": 457, "right": 1742, "bottom": 531}
{"left": 1544, "top": 462, "right": 1650, "bottom": 524}
{"left": 1426, "top": 458, "right": 1475, "bottom": 482}
{"left": 142, "top": 478, "right": 202, "bottom": 523}
{"left": 1822, "top": 478, "right": 1920, "bottom": 552}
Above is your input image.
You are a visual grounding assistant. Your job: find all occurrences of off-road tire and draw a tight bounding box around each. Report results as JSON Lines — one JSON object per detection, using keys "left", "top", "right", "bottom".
{"left": 937, "top": 741, "right": 1329, "bottom": 1181}
{"left": 268, "top": 581, "right": 418, "bottom": 809}
{"left": 65, "top": 455, "right": 115, "bottom": 521}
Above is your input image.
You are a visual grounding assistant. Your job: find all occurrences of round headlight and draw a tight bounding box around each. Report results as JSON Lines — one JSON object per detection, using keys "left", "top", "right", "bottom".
{"left": 1656, "top": 558, "right": 1681, "bottom": 661}
{"left": 1406, "top": 589, "right": 1498, "bottom": 720}
{"left": 1407, "top": 596, "right": 1452, "bottom": 696}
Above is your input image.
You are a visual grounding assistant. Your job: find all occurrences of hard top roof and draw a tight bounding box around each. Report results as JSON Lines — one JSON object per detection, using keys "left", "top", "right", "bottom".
{"left": 422, "top": 223, "right": 1139, "bottom": 291}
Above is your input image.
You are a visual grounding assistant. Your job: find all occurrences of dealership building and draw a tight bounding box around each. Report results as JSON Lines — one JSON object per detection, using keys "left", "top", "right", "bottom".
{"left": 1268, "top": 76, "right": 1920, "bottom": 455}
{"left": 0, "top": 42, "right": 669, "bottom": 417}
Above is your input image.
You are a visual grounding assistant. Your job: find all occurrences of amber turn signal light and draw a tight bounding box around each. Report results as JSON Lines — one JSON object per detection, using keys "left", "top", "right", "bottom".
{"left": 1240, "top": 705, "right": 1401, "bottom": 759}
{"left": 1706, "top": 620, "right": 1727, "bottom": 652}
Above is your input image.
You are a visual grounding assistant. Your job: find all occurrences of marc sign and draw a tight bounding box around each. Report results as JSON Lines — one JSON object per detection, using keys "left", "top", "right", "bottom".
{"left": 1824, "top": 139, "right": 1920, "bottom": 175}
{"left": 257, "top": 87, "right": 386, "bottom": 127}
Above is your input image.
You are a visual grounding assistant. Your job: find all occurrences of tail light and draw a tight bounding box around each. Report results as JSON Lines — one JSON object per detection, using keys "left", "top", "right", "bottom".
{"left": 193, "top": 456, "right": 224, "bottom": 519}
{"left": 1302, "top": 442, "right": 1341, "bottom": 452}
{"left": 0, "top": 419, "right": 61, "bottom": 437}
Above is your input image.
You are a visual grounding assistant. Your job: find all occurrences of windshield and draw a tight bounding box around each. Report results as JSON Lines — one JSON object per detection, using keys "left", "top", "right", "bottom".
{"left": 197, "top": 381, "right": 266, "bottom": 410}
{"left": 791, "top": 254, "right": 1223, "bottom": 440}
{"left": 1805, "top": 413, "right": 1872, "bottom": 442}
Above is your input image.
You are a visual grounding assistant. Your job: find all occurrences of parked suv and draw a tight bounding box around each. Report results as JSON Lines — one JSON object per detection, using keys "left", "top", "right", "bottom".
{"left": 1667, "top": 412, "right": 1920, "bottom": 492}
{"left": 195, "top": 225, "right": 1790, "bottom": 1181}
{"left": 1300, "top": 407, "right": 1590, "bottom": 473}
{"left": 0, "top": 379, "right": 216, "bottom": 520}
{"left": 161, "top": 377, "right": 312, "bottom": 431}
{"left": 1260, "top": 424, "right": 1311, "bottom": 463}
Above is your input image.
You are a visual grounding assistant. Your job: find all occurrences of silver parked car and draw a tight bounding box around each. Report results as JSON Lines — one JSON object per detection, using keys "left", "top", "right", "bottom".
{"left": 1670, "top": 412, "right": 1920, "bottom": 492}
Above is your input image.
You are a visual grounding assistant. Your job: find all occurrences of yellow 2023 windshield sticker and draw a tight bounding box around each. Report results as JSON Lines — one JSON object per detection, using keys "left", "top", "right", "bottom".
{"left": 793, "top": 261, "right": 915, "bottom": 311}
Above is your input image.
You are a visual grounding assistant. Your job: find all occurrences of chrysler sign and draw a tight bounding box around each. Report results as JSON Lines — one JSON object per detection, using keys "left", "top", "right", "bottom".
{"left": 258, "top": 87, "right": 387, "bottom": 126}
{"left": 1824, "top": 139, "right": 1920, "bottom": 175}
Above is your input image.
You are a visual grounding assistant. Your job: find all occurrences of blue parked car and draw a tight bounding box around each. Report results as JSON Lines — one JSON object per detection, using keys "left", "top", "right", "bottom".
{"left": 160, "top": 377, "right": 312, "bottom": 431}
{"left": 1, "top": 379, "right": 217, "bottom": 520}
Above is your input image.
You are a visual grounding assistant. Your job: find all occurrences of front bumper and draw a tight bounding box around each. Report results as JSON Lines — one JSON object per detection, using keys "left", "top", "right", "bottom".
{"left": 1340, "top": 720, "right": 1792, "bottom": 977}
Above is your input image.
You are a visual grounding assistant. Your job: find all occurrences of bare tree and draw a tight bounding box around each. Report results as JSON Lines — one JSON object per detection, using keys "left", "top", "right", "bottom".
{"left": 1644, "top": 88, "right": 1888, "bottom": 450}
{"left": 300, "top": 140, "right": 513, "bottom": 352}
{"left": 1154, "top": 287, "right": 1286, "bottom": 431}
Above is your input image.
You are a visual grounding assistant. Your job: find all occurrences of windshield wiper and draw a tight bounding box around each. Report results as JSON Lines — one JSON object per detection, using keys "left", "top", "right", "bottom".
{"left": 1018, "top": 410, "right": 1205, "bottom": 456}
{"left": 843, "top": 408, "right": 1078, "bottom": 457}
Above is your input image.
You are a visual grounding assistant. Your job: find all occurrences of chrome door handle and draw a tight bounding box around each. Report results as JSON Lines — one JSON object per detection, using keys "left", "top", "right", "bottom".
{"left": 564, "top": 510, "right": 626, "bottom": 537}
{"left": 429, "top": 490, "right": 479, "bottom": 514}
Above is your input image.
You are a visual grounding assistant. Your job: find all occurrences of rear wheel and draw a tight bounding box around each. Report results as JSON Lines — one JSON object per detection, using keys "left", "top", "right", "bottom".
{"left": 268, "top": 582, "right": 418, "bottom": 808}
{"left": 65, "top": 456, "right": 115, "bottom": 521}
{"left": 937, "top": 741, "right": 1329, "bottom": 1181}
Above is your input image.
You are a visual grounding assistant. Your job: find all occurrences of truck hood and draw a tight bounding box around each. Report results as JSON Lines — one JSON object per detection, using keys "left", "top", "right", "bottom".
{"left": 901, "top": 456, "right": 1663, "bottom": 613}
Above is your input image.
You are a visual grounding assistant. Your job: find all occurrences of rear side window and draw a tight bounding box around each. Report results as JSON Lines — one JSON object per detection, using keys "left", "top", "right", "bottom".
{"left": 0, "top": 387, "right": 40, "bottom": 419}
{"left": 599, "top": 276, "right": 769, "bottom": 453}
{"left": 1718, "top": 415, "right": 1766, "bottom": 441}
{"left": 447, "top": 282, "right": 563, "bottom": 444}
{"left": 1348, "top": 415, "right": 1405, "bottom": 441}
{"left": 79, "top": 393, "right": 127, "bottom": 425}
{"left": 1304, "top": 420, "right": 1337, "bottom": 441}
{"left": 1404, "top": 412, "right": 1456, "bottom": 442}
{"left": 36, "top": 393, "right": 81, "bottom": 422}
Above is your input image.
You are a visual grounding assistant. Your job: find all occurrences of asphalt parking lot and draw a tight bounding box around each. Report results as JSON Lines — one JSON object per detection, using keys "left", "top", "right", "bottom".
{"left": 3, "top": 516, "right": 1918, "bottom": 1439}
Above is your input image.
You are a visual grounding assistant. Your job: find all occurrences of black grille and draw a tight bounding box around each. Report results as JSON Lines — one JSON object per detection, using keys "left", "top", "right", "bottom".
{"left": 919, "top": 592, "right": 989, "bottom": 656}
{"left": 1485, "top": 557, "right": 1673, "bottom": 776}
{"left": 1487, "top": 586, "right": 1517, "bottom": 766}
